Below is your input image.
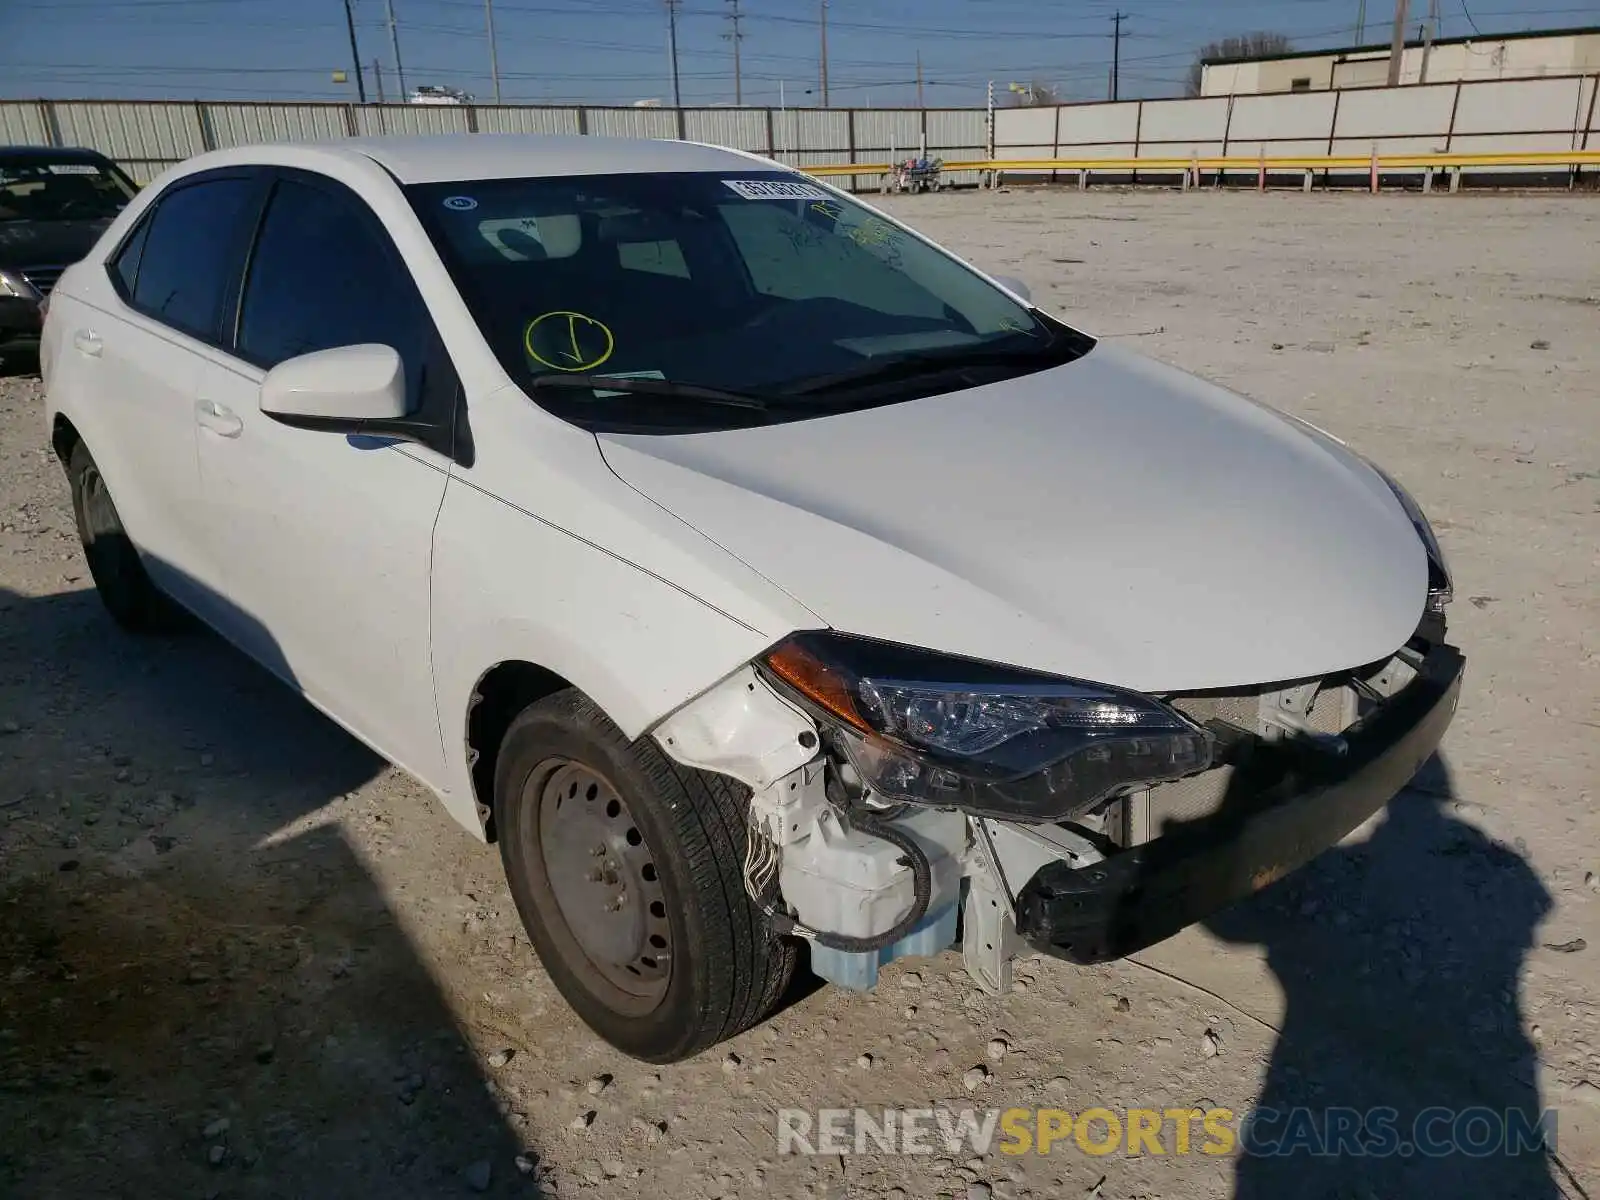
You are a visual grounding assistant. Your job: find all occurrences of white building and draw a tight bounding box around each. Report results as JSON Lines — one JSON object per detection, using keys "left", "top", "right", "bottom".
{"left": 1200, "top": 25, "right": 1600, "bottom": 96}
{"left": 409, "top": 86, "right": 473, "bottom": 106}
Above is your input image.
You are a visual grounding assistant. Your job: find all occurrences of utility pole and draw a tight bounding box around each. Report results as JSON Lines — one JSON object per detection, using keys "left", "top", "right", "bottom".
{"left": 485, "top": 0, "right": 501, "bottom": 104}
{"left": 985, "top": 79, "right": 995, "bottom": 159}
{"left": 665, "top": 0, "right": 682, "bottom": 109}
{"left": 1110, "top": 11, "right": 1125, "bottom": 102}
{"left": 1355, "top": 0, "right": 1368, "bottom": 42}
{"left": 373, "top": 57, "right": 385, "bottom": 103}
{"left": 386, "top": 0, "right": 408, "bottom": 100}
{"left": 724, "top": 0, "right": 745, "bottom": 106}
{"left": 341, "top": 0, "right": 367, "bottom": 103}
{"left": 819, "top": 0, "right": 830, "bottom": 107}
{"left": 1385, "top": 0, "right": 1409, "bottom": 86}
{"left": 916, "top": 49, "right": 924, "bottom": 108}
{"left": 1418, "top": 0, "right": 1439, "bottom": 83}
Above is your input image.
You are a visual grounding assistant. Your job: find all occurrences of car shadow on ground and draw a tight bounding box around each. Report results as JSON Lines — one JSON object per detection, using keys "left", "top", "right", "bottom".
{"left": 1194, "top": 756, "right": 1562, "bottom": 1198}
{"left": 0, "top": 581, "right": 539, "bottom": 1197}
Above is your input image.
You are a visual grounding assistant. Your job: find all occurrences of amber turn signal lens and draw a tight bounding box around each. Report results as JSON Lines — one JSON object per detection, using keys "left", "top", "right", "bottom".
{"left": 762, "top": 639, "right": 870, "bottom": 732}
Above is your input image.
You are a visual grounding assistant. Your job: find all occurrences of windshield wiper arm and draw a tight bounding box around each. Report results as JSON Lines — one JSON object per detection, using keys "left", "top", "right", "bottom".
{"left": 777, "top": 343, "right": 1067, "bottom": 397}
{"left": 528, "top": 373, "right": 790, "bottom": 412}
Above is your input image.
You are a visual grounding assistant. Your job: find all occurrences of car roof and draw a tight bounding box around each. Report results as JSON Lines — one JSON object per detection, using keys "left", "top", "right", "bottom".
{"left": 185, "top": 135, "right": 776, "bottom": 185}
{"left": 0, "top": 145, "right": 115, "bottom": 162}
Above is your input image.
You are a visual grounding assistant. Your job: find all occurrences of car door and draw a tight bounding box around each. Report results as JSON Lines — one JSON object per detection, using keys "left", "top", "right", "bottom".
{"left": 63, "top": 171, "right": 263, "bottom": 617}
{"left": 191, "top": 171, "right": 455, "bottom": 786}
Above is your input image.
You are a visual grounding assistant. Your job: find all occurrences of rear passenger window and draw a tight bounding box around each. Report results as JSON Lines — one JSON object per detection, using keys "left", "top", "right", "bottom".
{"left": 236, "top": 178, "right": 429, "bottom": 404}
{"left": 130, "top": 178, "right": 256, "bottom": 340}
{"left": 109, "top": 215, "right": 151, "bottom": 299}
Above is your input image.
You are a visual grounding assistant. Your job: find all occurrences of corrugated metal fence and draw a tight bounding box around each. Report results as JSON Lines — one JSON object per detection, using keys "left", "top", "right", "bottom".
{"left": 5, "top": 76, "right": 1594, "bottom": 191}
{"left": 993, "top": 74, "right": 1600, "bottom": 178}
{"left": 0, "top": 98, "right": 986, "bottom": 189}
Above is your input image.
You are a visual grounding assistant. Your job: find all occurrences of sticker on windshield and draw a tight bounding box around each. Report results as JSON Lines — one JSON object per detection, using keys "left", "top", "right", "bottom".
{"left": 524, "top": 310, "right": 614, "bottom": 373}
{"left": 442, "top": 195, "right": 479, "bottom": 211}
{"left": 47, "top": 163, "right": 101, "bottom": 175}
{"left": 722, "top": 178, "right": 828, "bottom": 201}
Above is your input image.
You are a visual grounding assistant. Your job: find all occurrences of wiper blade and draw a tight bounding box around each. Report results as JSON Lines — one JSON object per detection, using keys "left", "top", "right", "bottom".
{"left": 528, "top": 373, "right": 786, "bottom": 412}
{"left": 777, "top": 343, "right": 1064, "bottom": 397}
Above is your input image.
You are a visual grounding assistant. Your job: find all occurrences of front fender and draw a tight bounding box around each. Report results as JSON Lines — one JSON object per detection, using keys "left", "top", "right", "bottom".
{"left": 428, "top": 469, "right": 803, "bottom": 836}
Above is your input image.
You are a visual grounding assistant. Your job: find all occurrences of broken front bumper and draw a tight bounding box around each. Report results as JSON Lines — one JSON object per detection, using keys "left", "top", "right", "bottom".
{"left": 1015, "top": 643, "right": 1465, "bottom": 963}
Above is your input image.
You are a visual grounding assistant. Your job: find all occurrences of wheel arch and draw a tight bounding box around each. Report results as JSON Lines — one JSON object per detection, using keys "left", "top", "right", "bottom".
{"left": 51, "top": 413, "right": 82, "bottom": 471}
{"left": 465, "top": 658, "right": 575, "bottom": 842}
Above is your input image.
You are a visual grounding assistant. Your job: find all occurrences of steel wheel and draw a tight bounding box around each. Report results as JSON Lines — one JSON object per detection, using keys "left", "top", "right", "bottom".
{"left": 528, "top": 758, "right": 672, "bottom": 1013}
{"left": 78, "top": 461, "right": 138, "bottom": 593}
{"left": 495, "top": 690, "right": 797, "bottom": 1061}
{"left": 67, "top": 440, "right": 185, "bottom": 633}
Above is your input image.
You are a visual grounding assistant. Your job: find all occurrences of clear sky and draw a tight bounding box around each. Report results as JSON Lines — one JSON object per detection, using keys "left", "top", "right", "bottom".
{"left": 2, "top": 0, "right": 1596, "bottom": 108}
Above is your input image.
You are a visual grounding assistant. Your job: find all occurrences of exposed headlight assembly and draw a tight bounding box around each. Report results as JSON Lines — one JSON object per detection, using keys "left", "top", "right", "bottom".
{"left": 758, "top": 632, "right": 1212, "bottom": 822}
{"left": 0, "top": 269, "right": 39, "bottom": 301}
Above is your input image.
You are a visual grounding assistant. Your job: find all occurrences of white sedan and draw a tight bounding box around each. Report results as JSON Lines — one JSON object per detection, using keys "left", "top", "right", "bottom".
{"left": 41, "top": 135, "right": 1462, "bottom": 1062}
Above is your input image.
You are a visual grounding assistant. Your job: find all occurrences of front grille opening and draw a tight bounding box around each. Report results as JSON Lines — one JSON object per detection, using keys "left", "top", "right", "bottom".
{"left": 20, "top": 266, "right": 65, "bottom": 295}
{"left": 1113, "top": 672, "right": 1373, "bottom": 845}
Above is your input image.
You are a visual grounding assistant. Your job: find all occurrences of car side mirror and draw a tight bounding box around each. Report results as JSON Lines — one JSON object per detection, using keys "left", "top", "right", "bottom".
{"left": 260, "top": 344, "right": 408, "bottom": 422}
{"left": 992, "top": 274, "right": 1032, "bottom": 303}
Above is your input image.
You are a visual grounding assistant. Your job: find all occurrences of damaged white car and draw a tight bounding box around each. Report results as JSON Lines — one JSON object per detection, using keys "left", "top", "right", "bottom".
{"left": 41, "top": 135, "right": 1463, "bottom": 1063}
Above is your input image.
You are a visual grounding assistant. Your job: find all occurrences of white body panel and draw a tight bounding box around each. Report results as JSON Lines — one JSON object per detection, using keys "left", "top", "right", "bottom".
{"left": 424, "top": 384, "right": 820, "bottom": 830}
{"left": 41, "top": 134, "right": 1434, "bottom": 849}
{"left": 191, "top": 350, "right": 452, "bottom": 787}
{"left": 600, "top": 343, "right": 1427, "bottom": 693}
{"left": 47, "top": 284, "right": 231, "bottom": 618}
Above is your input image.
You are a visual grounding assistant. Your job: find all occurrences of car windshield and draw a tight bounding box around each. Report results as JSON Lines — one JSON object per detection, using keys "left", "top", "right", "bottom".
{"left": 0, "top": 156, "right": 136, "bottom": 223}
{"left": 408, "top": 171, "right": 1092, "bottom": 432}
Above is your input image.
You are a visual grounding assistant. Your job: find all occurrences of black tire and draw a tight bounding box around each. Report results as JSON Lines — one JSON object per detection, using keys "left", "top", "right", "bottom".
{"left": 67, "top": 441, "right": 186, "bottom": 633}
{"left": 495, "top": 689, "right": 797, "bottom": 1063}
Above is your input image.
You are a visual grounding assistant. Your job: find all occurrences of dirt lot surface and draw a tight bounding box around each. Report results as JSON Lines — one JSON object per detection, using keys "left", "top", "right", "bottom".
{"left": 1, "top": 187, "right": 1597, "bottom": 1200}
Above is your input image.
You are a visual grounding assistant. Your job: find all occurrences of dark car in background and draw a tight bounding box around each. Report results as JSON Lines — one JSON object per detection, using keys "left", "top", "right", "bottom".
{"left": 0, "top": 145, "right": 137, "bottom": 367}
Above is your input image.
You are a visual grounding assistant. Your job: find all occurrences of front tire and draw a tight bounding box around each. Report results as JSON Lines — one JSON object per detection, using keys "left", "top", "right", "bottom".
{"left": 495, "top": 690, "right": 796, "bottom": 1063}
{"left": 67, "top": 441, "right": 185, "bottom": 633}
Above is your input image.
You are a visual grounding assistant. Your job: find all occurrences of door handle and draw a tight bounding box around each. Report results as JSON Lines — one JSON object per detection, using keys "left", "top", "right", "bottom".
{"left": 195, "top": 398, "right": 243, "bottom": 439}
{"left": 72, "top": 329, "right": 102, "bottom": 357}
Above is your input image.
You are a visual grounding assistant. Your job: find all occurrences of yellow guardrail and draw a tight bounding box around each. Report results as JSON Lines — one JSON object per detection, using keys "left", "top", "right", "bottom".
{"left": 804, "top": 150, "right": 1600, "bottom": 178}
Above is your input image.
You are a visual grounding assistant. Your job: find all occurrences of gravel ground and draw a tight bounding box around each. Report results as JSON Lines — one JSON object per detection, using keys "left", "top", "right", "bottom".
{"left": 1, "top": 187, "right": 1597, "bottom": 1200}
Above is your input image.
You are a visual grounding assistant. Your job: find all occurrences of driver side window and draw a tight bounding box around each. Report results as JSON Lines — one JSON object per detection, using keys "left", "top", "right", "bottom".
{"left": 237, "top": 178, "right": 430, "bottom": 404}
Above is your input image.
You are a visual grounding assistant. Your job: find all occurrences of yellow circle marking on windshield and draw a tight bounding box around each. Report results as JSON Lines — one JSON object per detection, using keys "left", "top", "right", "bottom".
{"left": 524, "top": 310, "right": 615, "bottom": 372}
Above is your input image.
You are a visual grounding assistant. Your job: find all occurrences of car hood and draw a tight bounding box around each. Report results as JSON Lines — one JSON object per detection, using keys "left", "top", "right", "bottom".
{"left": 596, "top": 343, "right": 1428, "bottom": 693}
{"left": 0, "top": 218, "right": 112, "bottom": 270}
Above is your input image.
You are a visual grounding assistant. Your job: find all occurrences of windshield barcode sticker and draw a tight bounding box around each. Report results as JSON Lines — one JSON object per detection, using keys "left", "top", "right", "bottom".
{"left": 47, "top": 164, "right": 101, "bottom": 175}
{"left": 722, "top": 179, "right": 829, "bottom": 201}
